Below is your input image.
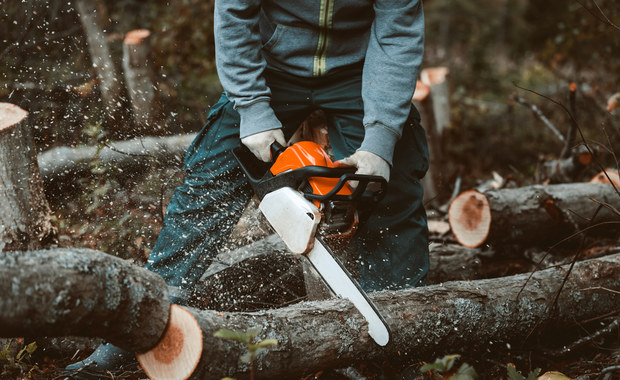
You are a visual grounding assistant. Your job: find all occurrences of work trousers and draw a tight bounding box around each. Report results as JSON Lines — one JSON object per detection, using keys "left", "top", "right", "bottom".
{"left": 146, "top": 67, "right": 430, "bottom": 301}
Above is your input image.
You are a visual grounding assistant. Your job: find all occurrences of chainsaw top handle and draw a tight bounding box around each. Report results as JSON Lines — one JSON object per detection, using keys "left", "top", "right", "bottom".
{"left": 233, "top": 142, "right": 387, "bottom": 204}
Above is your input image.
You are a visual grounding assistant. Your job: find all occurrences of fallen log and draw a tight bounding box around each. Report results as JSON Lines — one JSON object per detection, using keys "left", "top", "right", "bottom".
{"left": 448, "top": 183, "right": 620, "bottom": 248}
{"left": 0, "top": 103, "right": 54, "bottom": 251}
{"left": 163, "top": 253, "right": 620, "bottom": 379}
{"left": 37, "top": 133, "right": 196, "bottom": 184}
{"left": 0, "top": 248, "right": 169, "bottom": 353}
{"left": 537, "top": 145, "right": 594, "bottom": 184}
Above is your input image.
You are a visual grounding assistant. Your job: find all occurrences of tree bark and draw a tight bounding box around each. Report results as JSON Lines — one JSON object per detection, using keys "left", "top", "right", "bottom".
{"left": 414, "top": 67, "right": 450, "bottom": 206}
{"left": 180, "top": 253, "right": 620, "bottom": 379}
{"left": 412, "top": 80, "right": 440, "bottom": 205}
{"left": 0, "top": 248, "right": 170, "bottom": 353}
{"left": 0, "top": 103, "right": 54, "bottom": 252}
{"left": 448, "top": 183, "right": 620, "bottom": 248}
{"left": 123, "top": 29, "right": 162, "bottom": 132}
{"left": 537, "top": 145, "right": 593, "bottom": 184}
{"left": 37, "top": 133, "right": 196, "bottom": 184}
{"left": 75, "top": 0, "right": 123, "bottom": 121}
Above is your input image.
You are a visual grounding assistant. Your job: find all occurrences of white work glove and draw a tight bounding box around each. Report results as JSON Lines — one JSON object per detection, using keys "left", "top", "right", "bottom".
{"left": 335, "top": 150, "right": 390, "bottom": 190}
{"left": 241, "top": 128, "right": 286, "bottom": 162}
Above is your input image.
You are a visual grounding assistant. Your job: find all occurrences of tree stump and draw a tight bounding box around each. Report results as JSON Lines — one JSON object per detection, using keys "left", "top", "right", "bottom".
{"left": 413, "top": 67, "right": 451, "bottom": 205}
{"left": 0, "top": 103, "right": 54, "bottom": 252}
{"left": 123, "top": 29, "right": 163, "bottom": 132}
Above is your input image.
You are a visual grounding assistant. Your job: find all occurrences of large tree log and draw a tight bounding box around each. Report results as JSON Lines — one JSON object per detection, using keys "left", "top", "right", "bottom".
{"left": 167, "top": 253, "right": 620, "bottom": 379}
{"left": 0, "top": 248, "right": 169, "bottom": 353}
{"left": 448, "top": 183, "right": 620, "bottom": 248}
{"left": 0, "top": 103, "right": 54, "bottom": 251}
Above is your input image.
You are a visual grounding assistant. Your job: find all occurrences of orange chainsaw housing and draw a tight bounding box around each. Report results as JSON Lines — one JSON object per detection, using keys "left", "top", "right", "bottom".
{"left": 270, "top": 141, "right": 353, "bottom": 207}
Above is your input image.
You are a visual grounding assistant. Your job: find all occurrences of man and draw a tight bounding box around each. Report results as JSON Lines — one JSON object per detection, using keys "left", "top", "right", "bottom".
{"left": 67, "top": 0, "right": 428, "bottom": 376}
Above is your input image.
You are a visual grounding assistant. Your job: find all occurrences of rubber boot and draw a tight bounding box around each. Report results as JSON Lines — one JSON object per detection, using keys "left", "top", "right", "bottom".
{"left": 64, "top": 343, "right": 138, "bottom": 379}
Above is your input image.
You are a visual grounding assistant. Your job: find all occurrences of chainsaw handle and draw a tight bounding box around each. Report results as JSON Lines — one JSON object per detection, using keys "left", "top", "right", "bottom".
{"left": 270, "top": 141, "right": 286, "bottom": 160}
{"left": 301, "top": 169, "right": 387, "bottom": 204}
{"left": 233, "top": 144, "right": 387, "bottom": 203}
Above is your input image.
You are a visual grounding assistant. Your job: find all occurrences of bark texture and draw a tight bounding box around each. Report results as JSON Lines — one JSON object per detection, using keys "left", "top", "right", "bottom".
{"left": 0, "top": 103, "right": 54, "bottom": 252}
{"left": 37, "top": 133, "right": 196, "bottom": 183}
{"left": 537, "top": 145, "right": 593, "bottom": 184}
{"left": 0, "top": 248, "right": 169, "bottom": 353}
{"left": 449, "top": 183, "right": 620, "bottom": 248}
{"left": 185, "top": 253, "right": 620, "bottom": 379}
{"left": 123, "top": 29, "right": 162, "bottom": 131}
{"left": 75, "top": 0, "right": 123, "bottom": 121}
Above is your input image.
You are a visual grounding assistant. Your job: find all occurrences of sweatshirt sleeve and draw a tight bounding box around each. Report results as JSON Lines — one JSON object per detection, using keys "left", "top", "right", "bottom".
{"left": 214, "top": 0, "right": 282, "bottom": 138}
{"left": 359, "top": 0, "right": 424, "bottom": 165}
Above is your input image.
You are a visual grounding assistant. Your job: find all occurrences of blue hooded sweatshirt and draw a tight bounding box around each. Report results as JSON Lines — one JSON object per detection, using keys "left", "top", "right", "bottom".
{"left": 214, "top": 0, "right": 424, "bottom": 165}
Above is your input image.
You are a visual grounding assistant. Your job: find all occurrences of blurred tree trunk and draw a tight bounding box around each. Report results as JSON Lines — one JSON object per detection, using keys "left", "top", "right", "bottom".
{"left": 75, "top": 0, "right": 124, "bottom": 123}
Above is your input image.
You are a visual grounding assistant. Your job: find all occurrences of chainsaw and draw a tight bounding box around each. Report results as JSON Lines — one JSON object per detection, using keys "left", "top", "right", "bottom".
{"left": 233, "top": 140, "right": 391, "bottom": 346}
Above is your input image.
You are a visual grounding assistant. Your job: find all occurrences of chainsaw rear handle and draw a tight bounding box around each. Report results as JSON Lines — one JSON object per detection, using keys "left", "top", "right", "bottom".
{"left": 233, "top": 144, "right": 387, "bottom": 204}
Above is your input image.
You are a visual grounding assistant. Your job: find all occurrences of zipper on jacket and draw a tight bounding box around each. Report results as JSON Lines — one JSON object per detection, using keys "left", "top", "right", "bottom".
{"left": 313, "top": 0, "right": 334, "bottom": 76}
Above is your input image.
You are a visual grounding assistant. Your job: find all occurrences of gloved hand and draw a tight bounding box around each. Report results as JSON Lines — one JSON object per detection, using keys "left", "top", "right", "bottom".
{"left": 335, "top": 150, "right": 390, "bottom": 190}
{"left": 241, "top": 128, "right": 286, "bottom": 162}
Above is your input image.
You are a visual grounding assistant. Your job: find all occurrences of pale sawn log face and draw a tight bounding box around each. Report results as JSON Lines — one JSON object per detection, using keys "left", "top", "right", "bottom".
{"left": 184, "top": 254, "right": 620, "bottom": 379}
{"left": 0, "top": 248, "right": 170, "bottom": 353}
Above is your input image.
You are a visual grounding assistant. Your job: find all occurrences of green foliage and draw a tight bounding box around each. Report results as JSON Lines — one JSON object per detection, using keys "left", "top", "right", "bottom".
{"left": 214, "top": 328, "right": 278, "bottom": 364}
{"left": 214, "top": 328, "right": 278, "bottom": 378}
{"left": 506, "top": 363, "right": 541, "bottom": 380}
{"left": 523, "top": 0, "right": 620, "bottom": 85}
{"left": 420, "top": 354, "right": 478, "bottom": 380}
{"left": 0, "top": 340, "right": 39, "bottom": 378}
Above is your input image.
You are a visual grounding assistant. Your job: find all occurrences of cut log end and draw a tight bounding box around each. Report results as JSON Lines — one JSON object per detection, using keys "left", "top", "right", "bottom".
{"left": 0, "top": 103, "right": 28, "bottom": 133}
{"left": 137, "top": 304, "right": 203, "bottom": 380}
{"left": 124, "top": 29, "right": 151, "bottom": 45}
{"left": 421, "top": 67, "right": 450, "bottom": 85}
{"left": 412, "top": 80, "right": 430, "bottom": 102}
{"left": 448, "top": 190, "right": 491, "bottom": 248}
{"left": 590, "top": 169, "right": 620, "bottom": 188}
{"left": 576, "top": 151, "right": 593, "bottom": 166}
